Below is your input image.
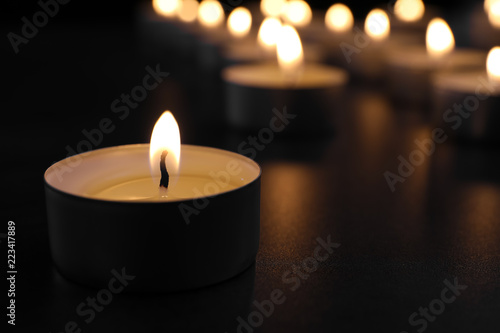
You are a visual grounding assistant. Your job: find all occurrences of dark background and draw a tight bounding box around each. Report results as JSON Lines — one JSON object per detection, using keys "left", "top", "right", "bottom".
{"left": 3, "top": 0, "right": 500, "bottom": 332}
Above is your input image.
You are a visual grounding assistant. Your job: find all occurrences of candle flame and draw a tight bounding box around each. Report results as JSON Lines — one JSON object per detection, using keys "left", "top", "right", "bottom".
{"left": 364, "top": 9, "right": 390, "bottom": 41}
{"left": 260, "top": 0, "right": 287, "bottom": 17}
{"left": 394, "top": 0, "right": 425, "bottom": 22}
{"left": 488, "top": 0, "right": 500, "bottom": 28}
{"left": 282, "top": 0, "right": 312, "bottom": 28}
{"left": 198, "top": 0, "right": 225, "bottom": 28}
{"left": 277, "top": 24, "right": 304, "bottom": 78}
{"left": 485, "top": 0, "right": 495, "bottom": 12}
{"left": 178, "top": 0, "right": 199, "bottom": 22}
{"left": 258, "top": 17, "right": 282, "bottom": 52}
{"left": 487, "top": 46, "right": 500, "bottom": 84}
{"left": 228, "top": 7, "right": 252, "bottom": 38}
{"left": 426, "top": 18, "right": 455, "bottom": 58}
{"left": 152, "top": 0, "right": 180, "bottom": 18}
{"left": 149, "top": 111, "right": 181, "bottom": 184}
{"left": 325, "top": 3, "right": 354, "bottom": 33}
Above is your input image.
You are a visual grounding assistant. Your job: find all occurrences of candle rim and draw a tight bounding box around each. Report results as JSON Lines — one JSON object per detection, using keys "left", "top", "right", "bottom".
{"left": 45, "top": 143, "right": 261, "bottom": 204}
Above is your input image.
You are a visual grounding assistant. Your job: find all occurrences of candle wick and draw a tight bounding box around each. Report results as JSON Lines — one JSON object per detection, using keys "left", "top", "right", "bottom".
{"left": 159, "top": 150, "right": 169, "bottom": 190}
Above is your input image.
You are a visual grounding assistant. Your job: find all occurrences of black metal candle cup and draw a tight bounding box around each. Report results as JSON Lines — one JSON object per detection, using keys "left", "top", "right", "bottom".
{"left": 222, "top": 63, "right": 348, "bottom": 133}
{"left": 431, "top": 71, "right": 500, "bottom": 143}
{"left": 44, "top": 144, "right": 261, "bottom": 292}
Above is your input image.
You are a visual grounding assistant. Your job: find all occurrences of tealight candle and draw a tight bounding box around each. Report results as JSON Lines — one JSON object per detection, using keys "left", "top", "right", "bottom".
{"left": 44, "top": 111, "right": 261, "bottom": 292}
{"left": 137, "top": 0, "right": 198, "bottom": 59}
{"left": 470, "top": 1, "right": 500, "bottom": 49}
{"left": 431, "top": 47, "right": 500, "bottom": 142}
{"left": 387, "top": 18, "right": 486, "bottom": 104}
{"left": 345, "top": 8, "right": 391, "bottom": 80}
{"left": 389, "top": 0, "right": 438, "bottom": 38}
{"left": 221, "top": 15, "right": 325, "bottom": 66}
{"left": 222, "top": 24, "right": 348, "bottom": 132}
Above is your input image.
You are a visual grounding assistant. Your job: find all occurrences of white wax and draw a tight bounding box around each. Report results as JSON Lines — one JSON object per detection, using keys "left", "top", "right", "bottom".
{"left": 91, "top": 176, "right": 240, "bottom": 201}
{"left": 45, "top": 144, "right": 261, "bottom": 203}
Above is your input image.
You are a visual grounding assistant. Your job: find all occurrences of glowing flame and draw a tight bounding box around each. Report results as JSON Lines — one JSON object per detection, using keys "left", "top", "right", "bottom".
{"left": 488, "top": 0, "right": 500, "bottom": 28}
{"left": 282, "top": 0, "right": 312, "bottom": 27}
{"left": 325, "top": 3, "right": 354, "bottom": 33}
{"left": 260, "top": 0, "right": 287, "bottom": 17}
{"left": 198, "top": 0, "right": 225, "bottom": 28}
{"left": 426, "top": 18, "right": 455, "bottom": 58}
{"left": 487, "top": 47, "right": 500, "bottom": 84}
{"left": 178, "top": 0, "right": 199, "bottom": 22}
{"left": 258, "top": 17, "right": 282, "bottom": 52}
{"left": 485, "top": 0, "right": 494, "bottom": 12}
{"left": 153, "top": 0, "right": 180, "bottom": 18}
{"left": 277, "top": 24, "right": 304, "bottom": 77}
{"left": 394, "top": 0, "right": 425, "bottom": 22}
{"left": 228, "top": 7, "right": 252, "bottom": 38}
{"left": 364, "top": 9, "right": 390, "bottom": 41}
{"left": 149, "top": 111, "right": 181, "bottom": 184}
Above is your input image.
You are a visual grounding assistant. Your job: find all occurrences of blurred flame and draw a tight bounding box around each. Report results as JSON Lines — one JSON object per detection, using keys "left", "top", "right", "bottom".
{"left": 394, "top": 0, "right": 425, "bottom": 22}
{"left": 488, "top": 0, "right": 500, "bottom": 28}
{"left": 258, "top": 17, "right": 282, "bottom": 51}
{"left": 487, "top": 46, "right": 500, "bottom": 84}
{"left": 153, "top": 0, "right": 180, "bottom": 18}
{"left": 277, "top": 24, "right": 304, "bottom": 77}
{"left": 282, "top": 0, "right": 312, "bottom": 27}
{"left": 260, "top": 0, "right": 287, "bottom": 17}
{"left": 178, "top": 0, "right": 199, "bottom": 22}
{"left": 426, "top": 18, "right": 455, "bottom": 58}
{"left": 228, "top": 7, "right": 252, "bottom": 38}
{"left": 364, "top": 9, "right": 390, "bottom": 41}
{"left": 198, "top": 0, "right": 225, "bottom": 28}
{"left": 325, "top": 3, "right": 354, "bottom": 33}
{"left": 149, "top": 111, "right": 181, "bottom": 182}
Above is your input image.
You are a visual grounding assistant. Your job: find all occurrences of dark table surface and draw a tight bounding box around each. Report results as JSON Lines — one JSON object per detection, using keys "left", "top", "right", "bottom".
{"left": 3, "top": 2, "right": 500, "bottom": 332}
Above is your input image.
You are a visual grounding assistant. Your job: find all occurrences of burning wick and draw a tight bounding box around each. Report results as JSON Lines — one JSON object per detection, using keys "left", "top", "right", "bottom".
{"left": 159, "top": 150, "right": 169, "bottom": 191}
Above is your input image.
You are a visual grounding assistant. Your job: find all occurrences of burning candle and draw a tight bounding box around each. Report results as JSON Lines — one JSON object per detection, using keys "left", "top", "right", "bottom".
{"left": 470, "top": 0, "right": 500, "bottom": 49}
{"left": 431, "top": 46, "right": 500, "bottom": 142}
{"left": 44, "top": 111, "right": 261, "bottom": 291}
{"left": 387, "top": 18, "right": 486, "bottom": 104}
{"left": 222, "top": 15, "right": 324, "bottom": 66}
{"left": 222, "top": 24, "right": 348, "bottom": 132}
{"left": 343, "top": 8, "right": 391, "bottom": 80}
{"left": 390, "top": 0, "right": 437, "bottom": 37}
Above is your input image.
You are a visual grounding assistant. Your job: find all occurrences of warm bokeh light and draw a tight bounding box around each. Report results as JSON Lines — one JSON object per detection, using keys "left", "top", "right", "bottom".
{"left": 325, "top": 3, "right": 354, "bottom": 33}
{"left": 394, "top": 0, "right": 425, "bottom": 22}
{"left": 149, "top": 111, "right": 181, "bottom": 180}
{"left": 426, "top": 18, "right": 455, "bottom": 58}
{"left": 485, "top": 0, "right": 494, "bottom": 12}
{"left": 153, "top": 0, "right": 180, "bottom": 18}
{"left": 487, "top": 46, "right": 500, "bottom": 84}
{"left": 258, "top": 17, "right": 283, "bottom": 52}
{"left": 277, "top": 24, "right": 304, "bottom": 77}
{"left": 488, "top": 0, "right": 500, "bottom": 28}
{"left": 364, "top": 9, "right": 390, "bottom": 41}
{"left": 197, "top": 0, "right": 225, "bottom": 28}
{"left": 178, "top": 0, "right": 199, "bottom": 22}
{"left": 260, "top": 0, "right": 287, "bottom": 17}
{"left": 282, "top": 0, "right": 313, "bottom": 27}
{"left": 228, "top": 7, "right": 252, "bottom": 38}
